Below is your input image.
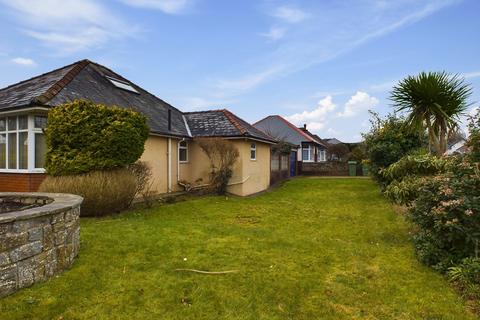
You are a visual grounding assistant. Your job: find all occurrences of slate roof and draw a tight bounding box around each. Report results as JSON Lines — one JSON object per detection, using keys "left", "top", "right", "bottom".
{"left": 297, "top": 127, "right": 327, "bottom": 148}
{"left": 0, "top": 61, "right": 80, "bottom": 111}
{"left": 253, "top": 115, "right": 324, "bottom": 146}
{"left": 0, "top": 59, "right": 277, "bottom": 143}
{"left": 185, "top": 110, "right": 276, "bottom": 143}
{"left": 0, "top": 59, "right": 189, "bottom": 137}
{"left": 324, "top": 138, "right": 343, "bottom": 145}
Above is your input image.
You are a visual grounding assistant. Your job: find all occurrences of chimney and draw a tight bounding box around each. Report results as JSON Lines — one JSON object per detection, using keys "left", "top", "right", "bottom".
{"left": 168, "top": 109, "right": 172, "bottom": 131}
{"left": 303, "top": 124, "right": 307, "bottom": 130}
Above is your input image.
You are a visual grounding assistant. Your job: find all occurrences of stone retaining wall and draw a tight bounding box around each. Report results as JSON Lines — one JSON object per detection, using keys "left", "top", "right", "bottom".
{"left": 0, "top": 193, "right": 83, "bottom": 298}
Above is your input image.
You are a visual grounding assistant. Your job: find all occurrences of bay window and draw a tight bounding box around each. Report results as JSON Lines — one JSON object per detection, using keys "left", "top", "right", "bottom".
{"left": 0, "top": 114, "right": 47, "bottom": 172}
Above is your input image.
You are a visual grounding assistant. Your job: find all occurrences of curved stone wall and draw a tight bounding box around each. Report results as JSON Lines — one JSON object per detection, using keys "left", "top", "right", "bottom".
{"left": 0, "top": 193, "right": 83, "bottom": 298}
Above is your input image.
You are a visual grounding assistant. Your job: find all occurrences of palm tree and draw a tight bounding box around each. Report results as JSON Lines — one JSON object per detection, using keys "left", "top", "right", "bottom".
{"left": 390, "top": 71, "right": 472, "bottom": 156}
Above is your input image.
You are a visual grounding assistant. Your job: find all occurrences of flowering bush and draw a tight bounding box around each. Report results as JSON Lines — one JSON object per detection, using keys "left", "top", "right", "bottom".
{"left": 408, "top": 159, "right": 480, "bottom": 269}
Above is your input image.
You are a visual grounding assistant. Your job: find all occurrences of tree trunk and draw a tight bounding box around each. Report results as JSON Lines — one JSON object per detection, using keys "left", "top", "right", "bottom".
{"left": 426, "top": 117, "right": 440, "bottom": 156}
{"left": 438, "top": 126, "right": 448, "bottom": 156}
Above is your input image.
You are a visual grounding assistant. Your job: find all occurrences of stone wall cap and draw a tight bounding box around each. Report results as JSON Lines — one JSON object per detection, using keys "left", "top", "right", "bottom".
{"left": 0, "top": 193, "right": 83, "bottom": 223}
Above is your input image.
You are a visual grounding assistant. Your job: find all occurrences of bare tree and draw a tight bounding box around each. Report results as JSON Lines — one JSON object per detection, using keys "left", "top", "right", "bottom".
{"left": 198, "top": 138, "right": 239, "bottom": 194}
{"left": 327, "top": 143, "right": 350, "bottom": 161}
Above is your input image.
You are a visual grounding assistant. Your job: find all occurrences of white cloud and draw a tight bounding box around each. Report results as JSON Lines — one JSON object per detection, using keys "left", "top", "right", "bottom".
{"left": 469, "top": 106, "right": 479, "bottom": 117}
{"left": 273, "top": 6, "right": 308, "bottom": 23}
{"left": 260, "top": 26, "right": 286, "bottom": 41}
{"left": 464, "top": 71, "right": 480, "bottom": 79}
{"left": 306, "top": 122, "right": 325, "bottom": 130}
{"left": 11, "top": 57, "right": 36, "bottom": 66}
{"left": 0, "top": 0, "right": 135, "bottom": 53}
{"left": 326, "top": 128, "right": 340, "bottom": 135}
{"left": 369, "top": 80, "right": 396, "bottom": 93}
{"left": 337, "top": 91, "right": 379, "bottom": 118}
{"left": 285, "top": 95, "right": 337, "bottom": 128}
{"left": 119, "top": 0, "right": 191, "bottom": 14}
{"left": 283, "top": 92, "right": 379, "bottom": 135}
{"left": 212, "top": 0, "right": 457, "bottom": 97}
{"left": 214, "top": 65, "right": 286, "bottom": 96}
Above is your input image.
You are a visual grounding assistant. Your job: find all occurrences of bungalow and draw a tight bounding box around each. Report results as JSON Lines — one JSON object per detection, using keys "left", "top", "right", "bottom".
{"left": 0, "top": 59, "right": 276, "bottom": 196}
{"left": 253, "top": 115, "right": 327, "bottom": 174}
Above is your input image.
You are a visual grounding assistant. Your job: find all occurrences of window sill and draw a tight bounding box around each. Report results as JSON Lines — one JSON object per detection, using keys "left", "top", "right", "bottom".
{"left": 0, "top": 169, "right": 46, "bottom": 174}
{"left": 179, "top": 161, "right": 189, "bottom": 164}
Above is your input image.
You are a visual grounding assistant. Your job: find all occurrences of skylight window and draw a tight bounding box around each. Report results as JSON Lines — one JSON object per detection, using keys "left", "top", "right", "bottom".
{"left": 106, "top": 76, "right": 139, "bottom": 94}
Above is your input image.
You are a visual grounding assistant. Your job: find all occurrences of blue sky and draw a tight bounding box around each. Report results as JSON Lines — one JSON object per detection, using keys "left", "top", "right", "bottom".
{"left": 0, "top": 0, "right": 479, "bottom": 142}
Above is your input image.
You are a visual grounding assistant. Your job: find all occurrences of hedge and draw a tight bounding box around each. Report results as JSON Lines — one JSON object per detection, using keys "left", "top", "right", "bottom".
{"left": 44, "top": 100, "right": 149, "bottom": 176}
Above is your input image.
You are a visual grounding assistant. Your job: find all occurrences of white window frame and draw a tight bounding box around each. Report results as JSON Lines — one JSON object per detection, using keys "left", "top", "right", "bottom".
{"left": 302, "top": 145, "right": 313, "bottom": 162}
{"left": 319, "top": 149, "right": 326, "bottom": 162}
{"left": 0, "top": 113, "right": 47, "bottom": 173}
{"left": 250, "top": 143, "right": 257, "bottom": 160}
{"left": 178, "top": 140, "right": 188, "bottom": 163}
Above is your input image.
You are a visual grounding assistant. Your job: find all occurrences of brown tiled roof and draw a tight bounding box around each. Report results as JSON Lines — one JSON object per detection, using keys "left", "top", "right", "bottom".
{"left": 222, "top": 109, "right": 247, "bottom": 135}
{"left": 35, "top": 60, "right": 89, "bottom": 104}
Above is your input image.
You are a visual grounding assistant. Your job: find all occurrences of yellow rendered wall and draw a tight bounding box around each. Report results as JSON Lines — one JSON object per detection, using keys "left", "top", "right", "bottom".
{"left": 139, "top": 135, "right": 182, "bottom": 194}
{"left": 178, "top": 138, "right": 270, "bottom": 196}
{"left": 234, "top": 140, "right": 271, "bottom": 196}
{"left": 141, "top": 136, "right": 271, "bottom": 196}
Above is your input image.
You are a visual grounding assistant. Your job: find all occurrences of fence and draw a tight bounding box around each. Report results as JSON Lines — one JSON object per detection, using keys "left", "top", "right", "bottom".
{"left": 270, "top": 152, "right": 290, "bottom": 185}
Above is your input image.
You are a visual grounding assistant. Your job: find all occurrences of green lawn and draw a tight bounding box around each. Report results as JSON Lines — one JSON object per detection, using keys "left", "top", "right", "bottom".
{"left": 0, "top": 178, "right": 475, "bottom": 319}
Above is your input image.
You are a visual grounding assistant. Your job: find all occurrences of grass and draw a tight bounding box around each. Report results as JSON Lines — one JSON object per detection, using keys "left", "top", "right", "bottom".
{"left": 0, "top": 178, "right": 476, "bottom": 319}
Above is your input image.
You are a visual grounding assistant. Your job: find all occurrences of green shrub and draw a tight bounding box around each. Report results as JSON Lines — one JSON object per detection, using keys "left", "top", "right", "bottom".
{"left": 381, "top": 151, "right": 456, "bottom": 205}
{"left": 467, "top": 108, "right": 480, "bottom": 162}
{"left": 380, "top": 151, "right": 451, "bottom": 184}
{"left": 448, "top": 257, "right": 480, "bottom": 300}
{"left": 383, "top": 175, "right": 425, "bottom": 205}
{"left": 362, "top": 112, "right": 426, "bottom": 188}
{"left": 44, "top": 100, "right": 149, "bottom": 176}
{"left": 407, "top": 159, "right": 480, "bottom": 269}
{"left": 39, "top": 169, "right": 138, "bottom": 216}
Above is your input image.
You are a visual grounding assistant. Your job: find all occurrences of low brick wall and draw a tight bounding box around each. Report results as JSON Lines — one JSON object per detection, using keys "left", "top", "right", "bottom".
{"left": 0, "top": 173, "right": 46, "bottom": 192}
{"left": 0, "top": 193, "right": 83, "bottom": 297}
{"left": 300, "top": 161, "right": 349, "bottom": 176}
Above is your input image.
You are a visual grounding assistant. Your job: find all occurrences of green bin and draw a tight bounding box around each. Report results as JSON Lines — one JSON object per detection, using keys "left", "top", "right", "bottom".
{"left": 348, "top": 161, "right": 357, "bottom": 176}
{"left": 362, "top": 165, "right": 369, "bottom": 176}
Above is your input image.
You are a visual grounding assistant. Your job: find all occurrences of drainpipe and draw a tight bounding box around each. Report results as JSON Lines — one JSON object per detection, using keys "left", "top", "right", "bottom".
{"left": 167, "top": 137, "right": 172, "bottom": 193}
{"left": 177, "top": 138, "right": 185, "bottom": 184}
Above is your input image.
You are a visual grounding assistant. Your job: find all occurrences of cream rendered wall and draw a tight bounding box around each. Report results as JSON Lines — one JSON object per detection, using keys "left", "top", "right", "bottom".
{"left": 139, "top": 135, "right": 182, "bottom": 194}
{"left": 141, "top": 136, "right": 271, "bottom": 196}
{"left": 178, "top": 138, "right": 270, "bottom": 196}
{"left": 178, "top": 139, "right": 217, "bottom": 186}
{"left": 234, "top": 140, "right": 271, "bottom": 196}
